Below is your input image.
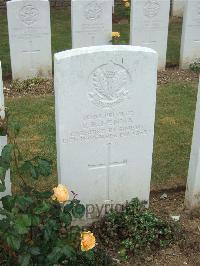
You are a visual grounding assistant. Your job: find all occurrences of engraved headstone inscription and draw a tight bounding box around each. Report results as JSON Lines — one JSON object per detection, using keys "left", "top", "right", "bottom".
{"left": 180, "top": 0, "right": 200, "bottom": 69}
{"left": 71, "top": 0, "right": 112, "bottom": 48}
{"left": 130, "top": 0, "right": 170, "bottom": 70}
{"left": 54, "top": 46, "right": 158, "bottom": 220}
{"left": 7, "top": 0, "right": 52, "bottom": 80}
{"left": 0, "top": 62, "right": 11, "bottom": 201}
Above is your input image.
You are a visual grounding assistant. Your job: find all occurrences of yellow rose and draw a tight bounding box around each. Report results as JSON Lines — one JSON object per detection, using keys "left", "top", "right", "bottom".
{"left": 124, "top": 2, "right": 130, "bottom": 7}
{"left": 112, "top": 31, "right": 120, "bottom": 38}
{"left": 52, "top": 184, "right": 69, "bottom": 203}
{"left": 123, "top": 0, "right": 128, "bottom": 2}
{"left": 81, "top": 231, "right": 96, "bottom": 251}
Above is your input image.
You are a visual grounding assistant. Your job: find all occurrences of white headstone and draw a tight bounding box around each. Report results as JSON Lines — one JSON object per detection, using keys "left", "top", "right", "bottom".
{"left": 55, "top": 46, "right": 158, "bottom": 220}
{"left": 71, "top": 0, "right": 112, "bottom": 48}
{"left": 0, "top": 62, "right": 11, "bottom": 200}
{"left": 130, "top": 0, "right": 170, "bottom": 70}
{"left": 180, "top": 0, "right": 200, "bottom": 69}
{"left": 172, "top": 0, "right": 185, "bottom": 17}
{"left": 112, "top": 0, "right": 114, "bottom": 13}
{"left": 7, "top": 0, "right": 52, "bottom": 80}
{"left": 185, "top": 78, "right": 200, "bottom": 209}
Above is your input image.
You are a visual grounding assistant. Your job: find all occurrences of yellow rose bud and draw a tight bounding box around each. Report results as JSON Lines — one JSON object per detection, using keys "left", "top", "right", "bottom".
{"left": 81, "top": 231, "right": 96, "bottom": 251}
{"left": 125, "top": 2, "right": 130, "bottom": 7}
{"left": 52, "top": 184, "right": 69, "bottom": 203}
{"left": 112, "top": 31, "right": 120, "bottom": 38}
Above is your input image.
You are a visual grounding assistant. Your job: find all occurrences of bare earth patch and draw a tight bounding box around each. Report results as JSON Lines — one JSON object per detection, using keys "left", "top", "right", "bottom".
{"left": 123, "top": 188, "right": 200, "bottom": 266}
{"left": 3, "top": 69, "right": 199, "bottom": 98}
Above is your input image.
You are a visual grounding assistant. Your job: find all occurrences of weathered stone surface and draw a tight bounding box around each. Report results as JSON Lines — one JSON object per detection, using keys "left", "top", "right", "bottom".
{"left": 180, "top": 0, "right": 200, "bottom": 69}
{"left": 54, "top": 45, "right": 158, "bottom": 220}
{"left": 130, "top": 0, "right": 170, "bottom": 70}
{"left": 71, "top": 0, "right": 112, "bottom": 48}
{"left": 185, "top": 78, "right": 200, "bottom": 209}
{"left": 7, "top": 0, "right": 52, "bottom": 80}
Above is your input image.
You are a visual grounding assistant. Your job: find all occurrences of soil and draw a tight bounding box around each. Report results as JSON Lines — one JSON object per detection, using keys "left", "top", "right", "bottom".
{"left": 120, "top": 187, "right": 200, "bottom": 266}
{"left": 3, "top": 68, "right": 199, "bottom": 98}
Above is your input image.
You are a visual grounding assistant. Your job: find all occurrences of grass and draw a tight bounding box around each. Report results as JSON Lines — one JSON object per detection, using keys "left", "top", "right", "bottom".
{"left": 5, "top": 80, "right": 198, "bottom": 192}
{"left": 0, "top": 8, "right": 182, "bottom": 77}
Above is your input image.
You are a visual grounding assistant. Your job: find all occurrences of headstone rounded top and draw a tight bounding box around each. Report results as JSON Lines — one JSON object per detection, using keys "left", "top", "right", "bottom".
{"left": 55, "top": 45, "right": 158, "bottom": 61}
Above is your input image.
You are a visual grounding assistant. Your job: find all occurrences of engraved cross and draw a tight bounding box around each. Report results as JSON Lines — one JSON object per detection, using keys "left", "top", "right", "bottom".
{"left": 88, "top": 143, "right": 127, "bottom": 200}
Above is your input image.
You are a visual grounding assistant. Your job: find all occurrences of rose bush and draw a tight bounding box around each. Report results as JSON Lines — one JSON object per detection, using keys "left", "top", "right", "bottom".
{"left": 0, "top": 111, "right": 109, "bottom": 266}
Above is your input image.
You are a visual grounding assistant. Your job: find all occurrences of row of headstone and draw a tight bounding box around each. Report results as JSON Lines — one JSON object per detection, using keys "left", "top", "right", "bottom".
{"left": 0, "top": 62, "right": 11, "bottom": 202}
{"left": 6, "top": 0, "right": 200, "bottom": 79}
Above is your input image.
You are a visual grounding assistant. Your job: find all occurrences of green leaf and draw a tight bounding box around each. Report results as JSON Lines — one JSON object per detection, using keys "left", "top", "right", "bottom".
{"left": 62, "top": 244, "right": 76, "bottom": 259}
{"left": 21, "top": 161, "right": 39, "bottom": 179}
{"left": 15, "top": 214, "right": 31, "bottom": 235}
{"left": 1, "top": 195, "right": 15, "bottom": 211}
{"left": 0, "top": 179, "right": 6, "bottom": 192}
{"left": 0, "top": 166, "right": 6, "bottom": 180}
{"left": 68, "top": 226, "right": 81, "bottom": 241}
{"left": 72, "top": 203, "right": 85, "bottom": 218}
{"left": 60, "top": 212, "right": 72, "bottom": 226}
{"left": 34, "top": 201, "right": 50, "bottom": 214}
{"left": 15, "top": 195, "right": 33, "bottom": 211}
{"left": 37, "top": 158, "right": 52, "bottom": 176}
{"left": 0, "top": 218, "right": 10, "bottom": 231}
{"left": 30, "top": 246, "right": 40, "bottom": 255}
{"left": 64, "top": 202, "right": 74, "bottom": 213}
{"left": 47, "top": 247, "right": 62, "bottom": 263}
{"left": 31, "top": 216, "right": 40, "bottom": 226}
{"left": 18, "top": 254, "right": 31, "bottom": 266}
{"left": 1, "top": 144, "right": 13, "bottom": 164}
{"left": 6, "top": 235, "right": 21, "bottom": 250}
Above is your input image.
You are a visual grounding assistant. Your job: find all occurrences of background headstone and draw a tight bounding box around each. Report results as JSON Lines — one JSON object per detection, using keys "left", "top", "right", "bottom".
{"left": 172, "top": 0, "right": 185, "bottom": 17}
{"left": 185, "top": 78, "right": 200, "bottom": 209}
{"left": 7, "top": 0, "right": 52, "bottom": 80}
{"left": 0, "top": 62, "right": 11, "bottom": 201}
{"left": 130, "top": 0, "right": 170, "bottom": 70}
{"left": 112, "top": 0, "right": 114, "bottom": 13}
{"left": 180, "top": 0, "right": 200, "bottom": 69}
{"left": 54, "top": 46, "right": 158, "bottom": 220}
{"left": 71, "top": 0, "right": 112, "bottom": 48}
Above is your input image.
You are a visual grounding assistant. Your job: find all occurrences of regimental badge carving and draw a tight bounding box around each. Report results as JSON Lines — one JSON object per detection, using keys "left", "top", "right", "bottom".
{"left": 19, "top": 4, "right": 39, "bottom": 25}
{"left": 88, "top": 61, "right": 130, "bottom": 108}
{"left": 144, "top": 0, "right": 160, "bottom": 18}
{"left": 84, "top": 1, "right": 103, "bottom": 21}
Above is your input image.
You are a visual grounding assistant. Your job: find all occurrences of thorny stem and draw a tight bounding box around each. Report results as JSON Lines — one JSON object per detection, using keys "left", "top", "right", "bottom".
{"left": 7, "top": 131, "right": 27, "bottom": 188}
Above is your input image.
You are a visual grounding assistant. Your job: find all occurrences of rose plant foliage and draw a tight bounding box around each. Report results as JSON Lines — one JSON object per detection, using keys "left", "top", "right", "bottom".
{"left": 0, "top": 111, "right": 103, "bottom": 266}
